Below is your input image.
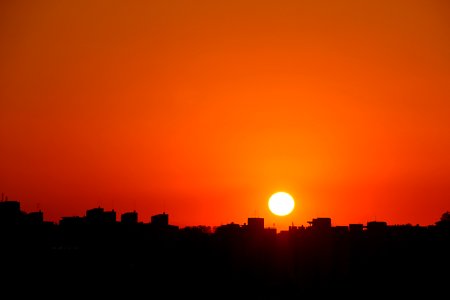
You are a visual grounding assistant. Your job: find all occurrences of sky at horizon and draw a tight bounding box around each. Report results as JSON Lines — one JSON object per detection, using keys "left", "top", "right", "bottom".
{"left": 1, "top": 0, "right": 450, "bottom": 231}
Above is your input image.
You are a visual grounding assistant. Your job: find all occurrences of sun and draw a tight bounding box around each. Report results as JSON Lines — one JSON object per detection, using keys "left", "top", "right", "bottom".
{"left": 268, "top": 192, "right": 295, "bottom": 216}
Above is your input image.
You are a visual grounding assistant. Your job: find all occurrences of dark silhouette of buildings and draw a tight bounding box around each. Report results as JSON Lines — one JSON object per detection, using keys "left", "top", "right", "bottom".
{"left": 23, "top": 210, "right": 44, "bottom": 225}
{"left": 246, "top": 217, "right": 264, "bottom": 234}
{"left": 308, "top": 217, "right": 332, "bottom": 230}
{"left": 0, "top": 199, "right": 449, "bottom": 298}
{"left": 86, "top": 207, "right": 116, "bottom": 224}
{"left": 366, "top": 220, "right": 388, "bottom": 231}
{"left": 120, "top": 211, "right": 138, "bottom": 224}
{"left": 59, "top": 215, "right": 84, "bottom": 226}
{"left": 349, "top": 223, "right": 364, "bottom": 233}
{"left": 151, "top": 212, "right": 169, "bottom": 226}
{"left": 0, "top": 200, "right": 22, "bottom": 225}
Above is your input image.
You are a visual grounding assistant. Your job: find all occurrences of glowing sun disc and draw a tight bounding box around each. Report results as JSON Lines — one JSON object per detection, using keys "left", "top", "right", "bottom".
{"left": 268, "top": 192, "right": 295, "bottom": 216}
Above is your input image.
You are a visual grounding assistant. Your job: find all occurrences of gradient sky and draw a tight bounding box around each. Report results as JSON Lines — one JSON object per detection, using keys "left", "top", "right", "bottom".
{"left": 1, "top": 0, "right": 450, "bottom": 231}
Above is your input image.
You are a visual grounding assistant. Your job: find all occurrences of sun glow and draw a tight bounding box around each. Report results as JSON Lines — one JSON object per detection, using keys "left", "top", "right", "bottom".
{"left": 268, "top": 192, "right": 295, "bottom": 216}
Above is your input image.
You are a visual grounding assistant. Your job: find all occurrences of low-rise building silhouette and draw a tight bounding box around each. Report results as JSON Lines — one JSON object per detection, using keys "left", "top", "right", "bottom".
{"left": 86, "top": 207, "right": 116, "bottom": 224}
{"left": 24, "top": 210, "right": 44, "bottom": 225}
{"left": 349, "top": 223, "right": 364, "bottom": 233}
{"left": 334, "top": 225, "right": 349, "bottom": 235}
{"left": 121, "top": 211, "right": 138, "bottom": 224}
{"left": 367, "top": 221, "right": 388, "bottom": 233}
{"left": 151, "top": 212, "right": 169, "bottom": 227}
{"left": 150, "top": 212, "right": 179, "bottom": 230}
{"left": 247, "top": 217, "right": 264, "bottom": 232}
{"left": 60, "top": 216, "right": 85, "bottom": 227}
{"left": 0, "top": 200, "right": 22, "bottom": 225}
{"left": 308, "top": 217, "right": 332, "bottom": 230}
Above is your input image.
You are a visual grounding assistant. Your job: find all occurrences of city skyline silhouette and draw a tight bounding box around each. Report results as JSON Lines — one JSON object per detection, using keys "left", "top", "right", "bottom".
{"left": 2, "top": 194, "right": 448, "bottom": 231}
{"left": 0, "top": 197, "right": 449, "bottom": 298}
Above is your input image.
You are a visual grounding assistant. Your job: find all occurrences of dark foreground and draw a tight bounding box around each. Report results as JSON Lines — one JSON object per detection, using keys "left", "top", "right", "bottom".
{"left": 1, "top": 221, "right": 449, "bottom": 299}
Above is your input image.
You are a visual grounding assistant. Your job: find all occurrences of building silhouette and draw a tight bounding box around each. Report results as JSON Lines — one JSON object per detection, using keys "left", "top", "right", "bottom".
{"left": 24, "top": 210, "right": 44, "bottom": 225}
{"left": 0, "top": 200, "right": 22, "bottom": 225}
{"left": 59, "top": 216, "right": 85, "bottom": 226}
{"left": 247, "top": 217, "right": 264, "bottom": 232}
{"left": 308, "top": 217, "right": 332, "bottom": 230}
{"left": 121, "top": 211, "right": 138, "bottom": 224}
{"left": 85, "top": 207, "right": 116, "bottom": 224}
{"left": 349, "top": 223, "right": 364, "bottom": 233}
{"left": 151, "top": 212, "right": 169, "bottom": 227}
{"left": 0, "top": 198, "right": 448, "bottom": 298}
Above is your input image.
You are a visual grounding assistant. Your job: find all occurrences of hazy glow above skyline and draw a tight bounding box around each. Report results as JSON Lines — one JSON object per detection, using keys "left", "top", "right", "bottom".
{"left": 1, "top": 0, "right": 450, "bottom": 231}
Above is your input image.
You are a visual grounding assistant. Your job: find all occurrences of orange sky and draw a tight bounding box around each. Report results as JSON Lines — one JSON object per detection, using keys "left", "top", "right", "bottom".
{"left": 1, "top": 0, "right": 450, "bottom": 231}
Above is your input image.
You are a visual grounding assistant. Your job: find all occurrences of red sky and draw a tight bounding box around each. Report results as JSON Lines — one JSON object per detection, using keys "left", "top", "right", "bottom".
{"left": 1, "top": 0, "right": 450, "bottom": 231}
